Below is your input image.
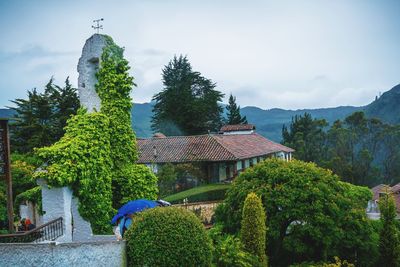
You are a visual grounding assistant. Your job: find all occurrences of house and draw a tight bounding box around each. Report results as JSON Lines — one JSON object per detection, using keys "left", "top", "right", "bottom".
{"left": 367, "top": 183, "right": 400, "bottom": 220}
{"left": 137, "top": 124, "right": 294, "bottom": 183}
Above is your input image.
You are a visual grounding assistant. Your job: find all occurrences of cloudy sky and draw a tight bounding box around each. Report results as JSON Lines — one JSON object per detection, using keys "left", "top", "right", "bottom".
{"left": 0, "top": 0, "right": 399, "bottom": 109}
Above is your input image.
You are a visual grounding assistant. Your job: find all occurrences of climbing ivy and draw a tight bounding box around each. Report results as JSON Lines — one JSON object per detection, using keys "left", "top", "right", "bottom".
{"left": 96, "top": 36, "right": 158, "bottom": 207}
{"left": 35, "top": 110, "right": 114, "bottom": 234}
{"left": 34, "top": 35, "right": 157, "bottom": 233}
{"left": 14, "top": 186, "right": 43, "bottom": 215}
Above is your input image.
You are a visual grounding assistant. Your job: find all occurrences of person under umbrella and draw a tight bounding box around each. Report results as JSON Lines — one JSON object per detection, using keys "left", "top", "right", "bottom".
{"left": 112, "top": 199, "right": 170, "bottom": 240}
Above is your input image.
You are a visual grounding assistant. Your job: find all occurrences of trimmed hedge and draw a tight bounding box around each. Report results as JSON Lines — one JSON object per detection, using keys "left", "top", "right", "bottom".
{"left": 164, "top": 184, "right": 231, "bottom": 204}
{"left": 241, "top": 192, "right": 267, "bottom": 265}
{"left": 125, "top": 207, "right": 212, "bottom": 267}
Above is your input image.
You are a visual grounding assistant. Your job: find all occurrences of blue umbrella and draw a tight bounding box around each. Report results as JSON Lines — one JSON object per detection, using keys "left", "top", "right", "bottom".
{"left": 111, "top": 199, "right": 158, "bottom": 225}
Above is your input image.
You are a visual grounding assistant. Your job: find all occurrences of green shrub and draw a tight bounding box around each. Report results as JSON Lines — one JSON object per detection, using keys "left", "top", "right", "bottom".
{"left": 241, "top": 192, "right": 267, "bottom": 265}
{"left": 125, "top": 207, "right": 212, "bottom": 267}
{"left": 215, "top": 159, "right": 377, "bottom": 266}
{"left": 290, "top": 257, "right": 355, "bottom": 267}
{"left": 209, "top": 223, "right": 259, "bottom": 267}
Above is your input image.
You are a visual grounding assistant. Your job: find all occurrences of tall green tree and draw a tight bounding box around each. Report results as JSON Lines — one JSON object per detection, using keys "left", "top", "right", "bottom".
{"left": 151, "top": 55, "right": 224, "bottom": 136}
{"left": 240, "top": 192, "right": 267, "bottom": 265}
{"left": 10, "top": 77, "right": 79, "bottom": 153}
{"left": 378, "top": 192, "right": 400, "bottom": 266}
{"left": 282, "top": 113, "right": 328, "bottom": 162}
{"left": 225, "top": 94, "right": 247, "bottom": 125}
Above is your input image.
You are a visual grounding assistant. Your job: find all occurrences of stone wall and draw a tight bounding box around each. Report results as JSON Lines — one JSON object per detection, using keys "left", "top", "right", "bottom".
{"left": 0, "top": 241, "right": 126, "bottom": 267}
{"left": 174, "top": 201, "right": 221, "bottom": 224}
{"left": 77, "top": 34, "right": 108, "bottom": 112}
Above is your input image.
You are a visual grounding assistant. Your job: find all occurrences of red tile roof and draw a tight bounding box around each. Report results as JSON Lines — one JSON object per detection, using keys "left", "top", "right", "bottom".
{"left": 137, "top": 133, "right": 294, "bottom": 164}
{"left": 220, "top": 124, "right": 255, "bottom": 132}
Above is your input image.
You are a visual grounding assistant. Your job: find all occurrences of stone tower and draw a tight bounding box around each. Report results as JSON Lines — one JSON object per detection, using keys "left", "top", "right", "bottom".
{"left": 77, "top": 34, "right": 108, "bottom": 112}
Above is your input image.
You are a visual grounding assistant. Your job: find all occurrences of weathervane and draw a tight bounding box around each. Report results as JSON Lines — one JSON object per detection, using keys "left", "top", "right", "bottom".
{"left": 92, "top": 18, "right": 104, "bottom": 33}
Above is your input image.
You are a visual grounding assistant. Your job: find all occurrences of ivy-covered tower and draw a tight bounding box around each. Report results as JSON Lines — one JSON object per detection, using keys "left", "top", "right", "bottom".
{"left": 35, "top": 34, "right": 158, "bottom": 240}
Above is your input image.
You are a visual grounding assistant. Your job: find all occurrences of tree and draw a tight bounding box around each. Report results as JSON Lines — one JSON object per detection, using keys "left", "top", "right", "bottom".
{"left": 215, "top": 159, "right": 377, "bottom": 266}
{"left": 240, "top": 193, "right": 267, "bottom": 265}
{"left": 324, "top": 112, "right": 382, "bottom": 186}
{"left": 151, "top": 55, "right": 224, "bottom": 136}
{"left": 225, "top": 94, "right": 247, "bottom": 125}
{"left": 282, "top": 113, "right": 328, "bottom": 162}
{"left": 378, "top": 192, "right": 400, "bottom": 266}
{"left": 10, "top": 77, "right": 79, "bottom": 153}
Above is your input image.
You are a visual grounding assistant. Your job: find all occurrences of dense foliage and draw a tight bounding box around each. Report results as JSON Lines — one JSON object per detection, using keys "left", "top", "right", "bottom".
{"left": 282, "top": 113, "right": 328, "bottom": 162}
{"left": 96, "top": 36, "right": 157, "bottom": 207}
{"left": 14, "top": 186, "right": 42, "bottom": 215}
{"left": 240, "top": 193, "right": 267, "bottom": 265}
{"left": 35, "top": 110, "right": 114, "bottom": 233}
{"left": 282, "top": 111, "right": 400, "bottom": 186}
{"left": 151, "top": 55, "right": 224, "bottom": 135}
{"left": 208, "top": 224, "right": 259, "bottom": 267}
{"left": 125, "top": 207, "right": 212, "bottom": 267}
{"left": 10, "top": 77, "right": 79, "bottom": 153}
{"left": 215, "top": 159, "right": 377, "bottom": 266}
{"left": 225, "top": 94, "right": 247, "bottom": 125}
{"left": 378, "top": 192, "right": 400, "bottom": 266}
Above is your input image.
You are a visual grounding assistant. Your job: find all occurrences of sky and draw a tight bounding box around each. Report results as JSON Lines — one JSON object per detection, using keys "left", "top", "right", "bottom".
{"left": 0, "top": 0, "right": 399, "bottom": 110}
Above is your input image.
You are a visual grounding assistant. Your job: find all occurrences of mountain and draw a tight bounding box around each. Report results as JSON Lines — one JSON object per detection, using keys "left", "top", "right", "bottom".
{"left": 131, "top": 84, "right": 400, "bottom": 142}
{"left": 364, "top": 84, "right": 400, "bottom": 125}
{"left": 0, "top": 108, "right": 16, "bottom": 119}
{"left": 240, "top": 106, "right": 362, "bottom": 141}
{"left": 3, "top": 84, "right": 399, "bottom": 142}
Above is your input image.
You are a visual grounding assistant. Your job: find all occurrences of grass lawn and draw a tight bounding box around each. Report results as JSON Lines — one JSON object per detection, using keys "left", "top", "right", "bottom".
{"left": 164, "top": 183, "right": 231, "bottom": 204}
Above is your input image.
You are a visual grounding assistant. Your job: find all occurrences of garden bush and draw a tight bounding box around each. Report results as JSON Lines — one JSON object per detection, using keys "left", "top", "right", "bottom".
{"left": 208, "top": 223, "right": 259, "bottom": 267}
{"left": 240, "top": 192, "right": 267, "bottom": 265}
{"left": 215, "top": 158, "right": 377, "bottom": 266}
{"left": 125, "top": 207, "right": 212, "bottom": 267}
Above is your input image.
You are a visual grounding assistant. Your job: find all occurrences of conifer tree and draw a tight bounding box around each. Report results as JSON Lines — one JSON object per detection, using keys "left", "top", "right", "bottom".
{"left": 225, "top": 94, "right": 247, "bottom": 125}
{"left": 151, "top": 55, "right": 224, "bottom": 135}
{"left": 378, "top": 192, "right": 400, "bottom": 266}
{"left": 10, "top": 77, "right": 79, "bottom": 153}
{"left": 240, "top": 192, "right": 267, "bottom": 265}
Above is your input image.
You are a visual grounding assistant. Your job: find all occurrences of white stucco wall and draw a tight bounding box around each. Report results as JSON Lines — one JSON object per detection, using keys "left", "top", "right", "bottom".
{"left": 0, "top": 241, "right": 126, "bottom": 267}
{"left": 71, "top": 197, "right": 94, "bottom": 242}
{"left": 38, "top": 179, "right": 73, "bottom": 242}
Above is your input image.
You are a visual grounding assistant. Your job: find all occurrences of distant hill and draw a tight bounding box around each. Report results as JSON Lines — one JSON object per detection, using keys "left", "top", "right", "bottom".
{"left": 364, "top": 84, "right": 400, "bottom": 125}
{"left": 3, "top": 84, "right": 399, "bottom": 142}
{"left": 131, "top": 84, "right": 400, "bottom": 142}
{"left": 0, "top": 108, "right": 16, "bottom": 119}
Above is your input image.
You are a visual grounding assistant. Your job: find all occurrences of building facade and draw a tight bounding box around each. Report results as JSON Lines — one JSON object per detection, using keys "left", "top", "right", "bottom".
{"left": 137, "top": 125, "right": 294, "bottom": 183}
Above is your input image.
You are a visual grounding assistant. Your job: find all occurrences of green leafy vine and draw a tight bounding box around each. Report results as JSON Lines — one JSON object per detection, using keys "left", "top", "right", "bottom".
{"left": 34, "top": 35, "right": 158, "bottom": 234}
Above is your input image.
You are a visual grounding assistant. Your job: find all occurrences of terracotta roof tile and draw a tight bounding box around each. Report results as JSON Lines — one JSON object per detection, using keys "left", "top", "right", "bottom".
{"left": 137, "top": 133, "right": 294, "bottom": 164}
